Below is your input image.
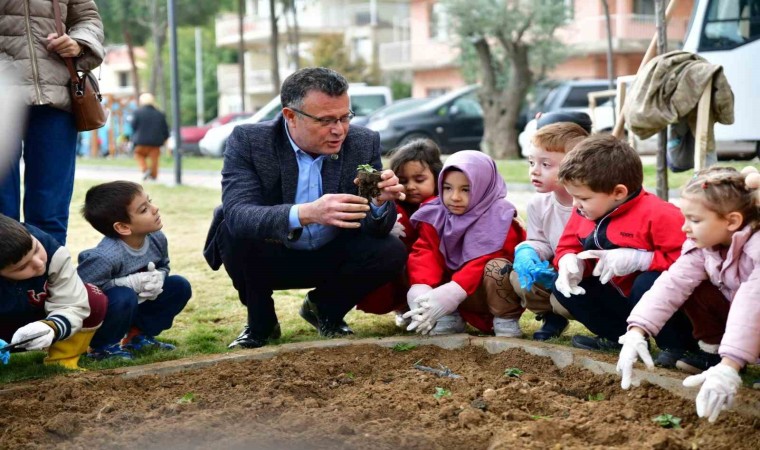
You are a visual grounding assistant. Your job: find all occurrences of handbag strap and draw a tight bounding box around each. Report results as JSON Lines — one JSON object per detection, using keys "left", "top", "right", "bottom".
{"left": 51, "top": 0, "right": 80, "bottom": 86}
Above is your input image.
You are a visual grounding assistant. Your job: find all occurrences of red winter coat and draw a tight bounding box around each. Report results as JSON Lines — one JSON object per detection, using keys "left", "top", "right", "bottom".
{"left": 554, "top": 190, "right": 685, "bottom": 297}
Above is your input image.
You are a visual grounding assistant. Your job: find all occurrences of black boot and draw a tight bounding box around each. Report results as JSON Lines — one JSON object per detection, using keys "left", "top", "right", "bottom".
{"left": 299, "top": 296, "right": 353, "bottom": 337}
{"left": 228, "top": 323, "right": 282, "bottom": 349}
{"left": 532, "top": 312, "right": 569, "bottom": 341}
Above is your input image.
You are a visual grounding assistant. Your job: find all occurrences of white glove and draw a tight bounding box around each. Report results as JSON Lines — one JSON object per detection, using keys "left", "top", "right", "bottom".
{"left": 405, "top": 284, "right": 433, "bottom": 331}
{"left": 555, "top": 254, "right": 586, "bottom": 297}
{"left": 578, "top": 249, "right": 654, "bottom": 284}
{"left": 138, "top": 262, "right": 165, "bottom": 301}
{"left": 616, "top": 329, "right": 654, "bottom": 389}
{"left": 11, "top": 321, "right": 55, "bottom": 351}
{"left": 683, "top": 363, "right": 742, "bottom": 423}
{"left": 113, "top": 271, "right": 155, "bottom": 293}
{"left": 390, "top": 213, "right": 407, "bottom": 239}
{"left": 404, "top": 281, "right": 467, "bottom": 335}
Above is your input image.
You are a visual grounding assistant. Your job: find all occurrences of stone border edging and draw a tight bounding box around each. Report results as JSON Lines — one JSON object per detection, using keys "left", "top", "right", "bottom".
{"left": 2, "top": 334, "right": 758, "bottom": 418}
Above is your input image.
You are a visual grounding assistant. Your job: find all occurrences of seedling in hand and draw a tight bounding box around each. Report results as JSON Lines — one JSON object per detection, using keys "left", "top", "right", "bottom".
{"left": 652, "top": 414, "right": 681, "bottom": 429}
{"left": 356, "top": 164, "right": 382, "bottom": 201}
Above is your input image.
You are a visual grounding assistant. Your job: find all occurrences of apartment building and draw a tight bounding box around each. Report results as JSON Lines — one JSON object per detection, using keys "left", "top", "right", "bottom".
{"left": 214, "top": 0, "right": 409, "bottom": 114}
{"left": 379, "top": 0, "right": 695, "bottom": 98}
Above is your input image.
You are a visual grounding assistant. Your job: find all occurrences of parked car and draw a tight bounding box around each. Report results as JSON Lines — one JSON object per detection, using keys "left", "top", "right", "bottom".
{"left": 351, "top": 97, "right": 431, "bottom": 127}
{"left": 367, "top": 85, "right": 484, "bottom": 154}
{"left": 199, "top": 84, "right": 392, "bottom": 157}
{"left": 168, "top": 112, "right": 253, "bottom": 155}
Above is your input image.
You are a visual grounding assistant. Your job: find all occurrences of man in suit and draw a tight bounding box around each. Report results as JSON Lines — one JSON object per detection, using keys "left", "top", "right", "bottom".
{"left": 205, "top": 67, "right": 407, "bottom": 348}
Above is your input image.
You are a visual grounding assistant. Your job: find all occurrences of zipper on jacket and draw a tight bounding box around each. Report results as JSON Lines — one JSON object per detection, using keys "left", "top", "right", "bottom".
{"left": 24, "top": 0, "right": 43, "bottom": 104}
{"left": 592, "top": 208, "right": 626, "bottom": 296}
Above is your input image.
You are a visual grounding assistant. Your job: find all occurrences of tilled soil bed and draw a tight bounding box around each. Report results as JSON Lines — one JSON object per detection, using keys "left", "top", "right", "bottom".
{"left": 1, "top": 344, "right": 758, "bottom": 449}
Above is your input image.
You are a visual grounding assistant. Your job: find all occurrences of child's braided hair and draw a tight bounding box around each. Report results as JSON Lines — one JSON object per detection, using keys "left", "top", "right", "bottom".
{"left": 682, "top": 166, "right": 760, "bottom": 231}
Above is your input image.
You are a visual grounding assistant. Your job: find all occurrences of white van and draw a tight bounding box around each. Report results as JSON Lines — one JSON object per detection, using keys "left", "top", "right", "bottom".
{"left": 682, "top": 0, "right": 760, "bottom": 159}
{"left": 199, "top": 84, "right": 392, "bottom": 157}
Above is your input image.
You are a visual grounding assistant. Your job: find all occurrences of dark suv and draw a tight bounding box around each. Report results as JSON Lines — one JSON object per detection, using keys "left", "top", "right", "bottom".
{"left": 366, "top": 85, "right": 483, "bottom": 154}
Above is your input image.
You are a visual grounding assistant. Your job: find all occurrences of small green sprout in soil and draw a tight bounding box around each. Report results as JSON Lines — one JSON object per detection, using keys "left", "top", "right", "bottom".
{"left": 392, "top": 343, "right": 418, "bottom": 352}
{"left": 356, "top": 164, "right": 376, "bottom": 173}
{"left": 652, "top": 414, "right": 682, "bottom": 429}
{"left": 434, "top": 387, "right": 452, "bottom": 400}
{"left": 588, "top": 393, "right": 605, "bottom": 401}
{"left": 504, "top": 368, "right": 524, "bottom": 378}
{"left": 345, "top": 372, "right": 355, "bottom": 379}
{"left": 178, "top": 392, "right": 196, "bottom": 404}
{"left": 530, "top": 415, "right": 551, "bottom": 420}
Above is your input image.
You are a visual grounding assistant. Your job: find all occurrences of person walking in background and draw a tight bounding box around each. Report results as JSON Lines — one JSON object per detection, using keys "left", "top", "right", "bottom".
{"left": 130, "top": 93, "right": 169, "bottom": 181}
{"left": 0, "top": 0, "right": 105, "bottom": 245}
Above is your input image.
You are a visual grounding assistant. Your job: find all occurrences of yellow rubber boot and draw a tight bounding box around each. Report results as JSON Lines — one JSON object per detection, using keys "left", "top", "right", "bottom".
{"left": 44, "top": 328, "right": 97, "bottom": 369}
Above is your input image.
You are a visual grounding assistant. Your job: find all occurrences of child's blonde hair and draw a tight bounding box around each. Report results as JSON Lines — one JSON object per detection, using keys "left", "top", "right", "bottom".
{"left": 531, "top": 122, "right": 589, "bottom": 154}
{"left": 682, "top": 166, "right": 760, "bottom": 231}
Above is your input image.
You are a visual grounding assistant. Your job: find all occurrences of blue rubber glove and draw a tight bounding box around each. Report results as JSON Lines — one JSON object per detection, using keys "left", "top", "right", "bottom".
{"left": 0, "top": 339, "right": 10, "bottom": 365}
{"left": 533, "top": 263, "right": 558, "bottom": 290}
{"left": 512, "top": 246, "right": 542, "bottom": 290}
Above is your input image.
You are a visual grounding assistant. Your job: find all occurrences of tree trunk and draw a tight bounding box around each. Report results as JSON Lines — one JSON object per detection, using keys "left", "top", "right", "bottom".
{"left": 123, "top": 26, "right": 141, "bottom": 99}
{"left": 481, "top": 44, "right": 532, "bottom": 159}
{"left": 148, "top": 0, "right": 168, "bottom": 108}
{"left": 292, "top": 0, "right": 300, "bottom": 69}
{"left": 269, "top": 0, "right": 281, "bottom": 95}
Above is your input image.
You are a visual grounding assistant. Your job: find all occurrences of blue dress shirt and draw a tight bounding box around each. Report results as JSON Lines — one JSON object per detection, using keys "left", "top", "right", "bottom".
{"left": 285, "top": 124, "right": 388, "bottom": 250}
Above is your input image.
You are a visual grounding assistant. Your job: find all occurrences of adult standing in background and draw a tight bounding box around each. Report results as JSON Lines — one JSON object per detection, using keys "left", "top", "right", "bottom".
{"left": 0, "top": 0, "right": 105, "bottom": 245}
{"left": 130, "top": 93, "right": 169, "bottom": 181}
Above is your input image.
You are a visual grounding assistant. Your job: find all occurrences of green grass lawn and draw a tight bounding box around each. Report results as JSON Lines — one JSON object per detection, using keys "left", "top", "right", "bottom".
{"left": 3, "top": 158, "right": 758, "bottom": 384}
{"left": 77, "top": 154, "right": 224, "bottom": 172}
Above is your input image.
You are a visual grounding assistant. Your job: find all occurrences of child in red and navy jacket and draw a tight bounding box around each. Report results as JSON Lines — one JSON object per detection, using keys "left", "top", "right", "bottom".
{"left": 357, "top": 139, "right": 443, "bottom": 327}
{"left": 403, "top": 151, "right": 526, "bottom": 336}
{"left": 552, "top": 134, "right": 697, "bottom": 360}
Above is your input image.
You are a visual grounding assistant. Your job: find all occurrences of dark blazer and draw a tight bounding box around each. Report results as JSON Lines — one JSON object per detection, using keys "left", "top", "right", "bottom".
{"left": 130, "top": 105, "right": 170, "bottom": 147}
{"left": 210, "top": 114, "right": 394, "bottom": 255}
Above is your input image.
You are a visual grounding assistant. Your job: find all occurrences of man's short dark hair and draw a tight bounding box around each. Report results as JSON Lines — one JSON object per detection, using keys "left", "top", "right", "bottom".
{"left": 0, "top": 214, "right": 33, "bottom": 270}
{"left": 82, "top": 181, "right": 144, "bottom": 238}
{"left": 280, "top": 67, "right": 349, "bottom": 109}
{"left": 558, "top": 134, "right": 643, "bottom": 194}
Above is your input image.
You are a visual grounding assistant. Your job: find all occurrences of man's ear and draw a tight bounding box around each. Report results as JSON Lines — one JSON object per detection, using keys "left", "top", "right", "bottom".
{"left": 612, "top": 184, "right": 629, "bottom": 200}
{"left": 282, "top": 108, "right": 297, "bottom": 126}
{"left": 113, "top": 221, "right": 132, "bottom": 237}
{"left": 725, "top": 211, "right": 744, "bottom": 232}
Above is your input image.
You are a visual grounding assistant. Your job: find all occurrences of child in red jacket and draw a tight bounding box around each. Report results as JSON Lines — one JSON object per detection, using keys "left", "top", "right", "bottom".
{"left": 552, "top": 134, "right": 697, "bottom": 362}
{"left": 356, "top": 139, "right": 443, "bottom": 327}
{"left": 404, "top": 150, "right": 526, "bottom": 336}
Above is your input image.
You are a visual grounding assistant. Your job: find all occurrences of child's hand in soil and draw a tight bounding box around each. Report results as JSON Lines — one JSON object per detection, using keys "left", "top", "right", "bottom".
{"left": 299, "top": 194, "right": 370, "bottom": 228}
{"left": 683, "top": 362, "right": 742, "bottom": 423}
{"left": 616, "top": 328, "right": 654, "bottom": 389}
{"left": 404, "top": 282, "right": 467, "bottom": 334}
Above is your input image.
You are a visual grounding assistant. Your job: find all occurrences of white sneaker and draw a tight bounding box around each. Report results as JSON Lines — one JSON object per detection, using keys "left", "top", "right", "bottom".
{"left": 429, "top": 312, "right": 466, "bottom": 336}
{"left": 493, "top": 317, "right": 522, "bottom": 338}
{"left": 394, "top": 311, "right": 410, "bottom": 328}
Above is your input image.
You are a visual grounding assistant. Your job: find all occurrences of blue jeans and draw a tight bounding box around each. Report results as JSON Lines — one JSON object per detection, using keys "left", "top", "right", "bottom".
{"left": 90, "top": 275, "right": 192, "bottom": 348}
{"left": 0, "top": 105, "right": 77, "bottom": 245}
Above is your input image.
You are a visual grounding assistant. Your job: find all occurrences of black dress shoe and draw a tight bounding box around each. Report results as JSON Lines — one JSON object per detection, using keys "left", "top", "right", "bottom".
{"left": 228, "top": 323, "right": 281, "bottom": 349}
{"left": 299, "top": 297, "right": 353, "bottom": 337}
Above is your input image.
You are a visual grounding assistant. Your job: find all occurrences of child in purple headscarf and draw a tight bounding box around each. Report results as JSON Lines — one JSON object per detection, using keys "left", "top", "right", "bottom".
{"left": 403, "top": 151, "right": 527, "bottom": 336}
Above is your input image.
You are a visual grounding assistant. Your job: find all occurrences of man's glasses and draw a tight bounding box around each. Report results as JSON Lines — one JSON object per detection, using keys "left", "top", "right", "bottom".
{"left": 289, "top": 107, "right": 355, "bottom": 127}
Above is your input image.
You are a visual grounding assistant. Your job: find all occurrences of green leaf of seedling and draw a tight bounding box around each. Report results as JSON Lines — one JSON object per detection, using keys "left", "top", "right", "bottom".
{"left": 392, "top": 343, "right": 418, "bottom": 352}
{"left": 588, "top": 393, "right": 605, "bottom": 401}
{"left": 530, "top": 415, "right": 551, "bottom": 420}
{"left": 652, "top": 414, "right": 682, "bottom": 429}
{"left": 346, "top": 372, "right": 355, "bottom": 379}
{"left": 178, "top": 392, "right": 195, "bottom": 404}
{"left": 433, "top": 387, "right": 452, "bottom": 400}
{"left": 504, "top": 368, "right": 524, "bottom": 378}
{"left": 357, "top": 164, "right": 376, "bottom": 173}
